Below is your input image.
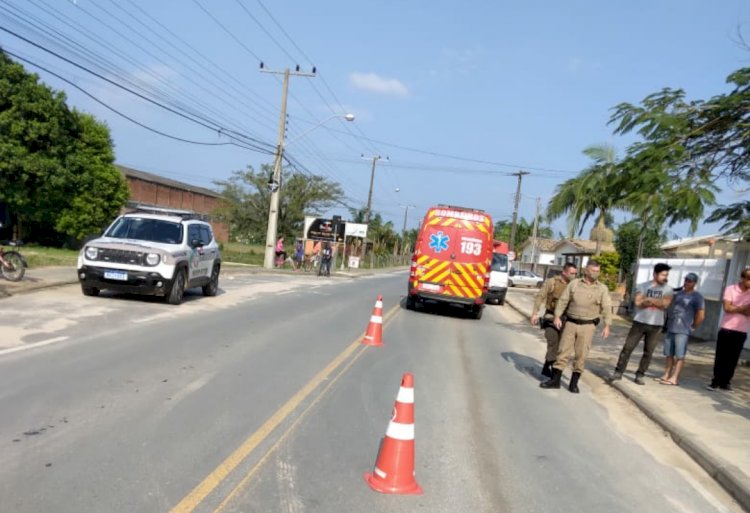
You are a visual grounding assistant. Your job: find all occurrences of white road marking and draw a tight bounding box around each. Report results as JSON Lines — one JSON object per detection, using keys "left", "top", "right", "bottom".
{"left": 0, "top": 336, "right": 69, "bottom": 356}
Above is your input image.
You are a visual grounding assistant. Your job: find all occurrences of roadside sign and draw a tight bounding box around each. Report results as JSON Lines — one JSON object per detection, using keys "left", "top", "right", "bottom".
{"left": 508, "top": 251, "right": 516, "bottom": 261}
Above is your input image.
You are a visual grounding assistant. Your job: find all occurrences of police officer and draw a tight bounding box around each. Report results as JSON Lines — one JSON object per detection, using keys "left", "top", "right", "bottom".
{"left": 531, "top": 262, "right": 578, "bottom": 378}
{"left": 540, "top": 259, "right": 612, "bottom": 393}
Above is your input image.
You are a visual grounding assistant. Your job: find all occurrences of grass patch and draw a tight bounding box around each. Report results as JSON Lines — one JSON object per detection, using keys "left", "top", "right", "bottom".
{"left": 17, "top": 245, "right": 79, "bottom": 268}
{"left": 14, "top": 242, "right": 271, "bottom": 268}
{"left": 220, "top": 242, "right": 264, "bottom": 266}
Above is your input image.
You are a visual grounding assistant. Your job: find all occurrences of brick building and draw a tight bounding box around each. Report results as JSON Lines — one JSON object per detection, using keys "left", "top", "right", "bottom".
{"left": 119, "top": 165, "right": 229, "bottom": 242}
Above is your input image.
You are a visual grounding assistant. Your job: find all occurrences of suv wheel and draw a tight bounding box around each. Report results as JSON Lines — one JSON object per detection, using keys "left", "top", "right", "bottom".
{"left": 166, "top": 269, "right": 186, "bottom": 305}
{"left": 202, "top": 264, "right": 220, "bottom": 296}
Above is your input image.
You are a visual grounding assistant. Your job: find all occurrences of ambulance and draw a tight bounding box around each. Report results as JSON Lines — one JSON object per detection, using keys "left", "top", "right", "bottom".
{"left": 406, "top": 205, "right": 493, "bottom": 319}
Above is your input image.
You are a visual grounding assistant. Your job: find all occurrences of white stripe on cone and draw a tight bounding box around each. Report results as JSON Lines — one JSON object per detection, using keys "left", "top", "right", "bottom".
{"left": 374, "top": 467, "right": 387, "bottom": 478}
{"left": 396, "top": 387, "right": 414, "bottom": 404}
{"left": 375, "top": 300, "right": 383, "bottom": 308}
{"left": 369, "top": 315, "right": 383, "bottom": 323}
{"left": 385, "top": 421, "right": 415, "bottom": 441}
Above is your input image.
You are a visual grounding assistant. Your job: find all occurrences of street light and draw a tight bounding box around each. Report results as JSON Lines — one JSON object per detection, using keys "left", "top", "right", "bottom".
{"left": 263, "top": 113, "right": 355, "bottom": 269}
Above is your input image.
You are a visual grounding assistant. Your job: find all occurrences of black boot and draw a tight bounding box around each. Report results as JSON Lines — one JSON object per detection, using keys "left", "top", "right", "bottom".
{"left": 541, "top": 360, "right": 555, "bottom": 378}
{"left": 540, "top": 368, "right": 562, "bottom": 389}
{"left": 569, "top": 372, "right": 581, "bottom": 394}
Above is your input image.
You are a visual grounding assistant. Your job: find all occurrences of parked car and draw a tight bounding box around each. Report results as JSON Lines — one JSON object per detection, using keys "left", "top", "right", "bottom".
{"left": 77, "top": 207, "right": 221, "bottom": 304}
{"left": 508, "top": 269, "right": 543, "bottom": 288}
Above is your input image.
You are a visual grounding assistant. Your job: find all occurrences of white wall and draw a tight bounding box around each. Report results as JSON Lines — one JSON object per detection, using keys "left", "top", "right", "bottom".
{"left": 635, "top": 258, "right": 727, "bottom": 300}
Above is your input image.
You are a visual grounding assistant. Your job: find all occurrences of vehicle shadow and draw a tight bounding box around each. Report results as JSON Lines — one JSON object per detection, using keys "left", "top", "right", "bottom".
{"left": 96, "top": 286, "right": 226, "bottom": 304}
{"left": 399, "top": 297, "right": 479, "bottom": 320}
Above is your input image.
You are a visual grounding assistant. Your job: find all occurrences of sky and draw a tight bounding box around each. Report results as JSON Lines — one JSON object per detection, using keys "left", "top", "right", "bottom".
{"left": 1, "top": 0, "right": 748, "bottom": 240}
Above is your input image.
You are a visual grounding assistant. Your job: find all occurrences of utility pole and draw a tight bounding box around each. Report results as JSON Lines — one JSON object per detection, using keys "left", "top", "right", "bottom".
{"left": 362, "top": 154, "right": 388, "bottom": 225}
{"left": 530, "top": 197, "right": 541, "bottom": 272}
{"left": 261, "top": 63, "right": 316, "bottom": 269}
{"left": 509, "top": 170, "right": 529, "bottom": 252}
{"left": 401, "top": 204, "right": 416, "bottom": 255}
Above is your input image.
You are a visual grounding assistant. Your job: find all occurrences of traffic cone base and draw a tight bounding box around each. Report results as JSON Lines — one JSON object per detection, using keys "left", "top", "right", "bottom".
{"left": 362, "top": 296, "right": 384, "bottom": 346}
{"left": 364, "top": 471, "right": 423, "bottom": 495}
{"left": 365, "top": 373, "right": 422, "bottom": 495}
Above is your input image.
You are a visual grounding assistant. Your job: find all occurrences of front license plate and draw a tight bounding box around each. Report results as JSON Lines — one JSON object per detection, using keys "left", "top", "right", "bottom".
{"left": 420, "top": 282, "right": 440, "bottom": 292}
{"left": 104, "top": 270, "right": 128, "bottom": 281}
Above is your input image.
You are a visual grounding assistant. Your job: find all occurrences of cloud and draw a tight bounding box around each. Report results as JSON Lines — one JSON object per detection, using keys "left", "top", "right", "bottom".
{"left": 567, "top": 57, "right": 584, "bottom": 73}
{"left": 349, "top": 72, "right": 409, "bottom": 97}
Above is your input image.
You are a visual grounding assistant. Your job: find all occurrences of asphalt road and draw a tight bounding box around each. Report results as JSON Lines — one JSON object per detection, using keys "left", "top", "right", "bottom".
{"left": 0, "top": 272, "right": 742, "bottom": 513}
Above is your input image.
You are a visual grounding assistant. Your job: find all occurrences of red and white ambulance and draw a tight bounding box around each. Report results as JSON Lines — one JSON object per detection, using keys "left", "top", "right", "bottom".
{"left": 406, "top": 205, "right": 493, "bottom": 319}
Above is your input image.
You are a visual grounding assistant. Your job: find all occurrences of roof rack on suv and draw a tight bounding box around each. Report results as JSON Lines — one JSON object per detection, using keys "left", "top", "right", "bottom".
{"left": 126, "top": 204, "right": 206, "bottom": 221}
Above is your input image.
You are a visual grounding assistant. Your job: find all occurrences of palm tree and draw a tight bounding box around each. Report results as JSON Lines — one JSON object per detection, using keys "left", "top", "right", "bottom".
{"left": 546, "top": 144, "right": 624, "bottom": 255}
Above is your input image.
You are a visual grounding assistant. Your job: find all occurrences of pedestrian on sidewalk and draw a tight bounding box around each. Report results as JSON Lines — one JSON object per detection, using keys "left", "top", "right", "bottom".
{"left": 294, "top": 240, "right": 304, "bottom": 271}
{"left": 611, "top": 263, "right": 674, "bottom": 385}
{"left": 531, "top": 262, "right": 577, "bottom": 378}
{"left": 706, "top": 267, "right": 750, "bottom": 392}
{"left": 540, "top": 260, "right": 611, "bottom": 394}
{"left": 658, "top": 273, "right": 705, "bottom": 386}
{"left": 319, "top": 242, "right": 333, "bottom": 277}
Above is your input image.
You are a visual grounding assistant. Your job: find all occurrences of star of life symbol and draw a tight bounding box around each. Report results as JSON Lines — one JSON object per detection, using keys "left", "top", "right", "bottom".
{"left": 429, "top": 231, "right": 450, "bottom": 253}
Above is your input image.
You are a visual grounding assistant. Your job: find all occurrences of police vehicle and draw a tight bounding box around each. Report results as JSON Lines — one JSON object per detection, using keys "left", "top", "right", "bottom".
{"left": 77, "top": 207, "right": 221, "bottom": 305}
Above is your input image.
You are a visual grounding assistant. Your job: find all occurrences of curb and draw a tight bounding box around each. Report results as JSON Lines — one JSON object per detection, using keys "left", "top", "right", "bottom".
{"left": 0, "top": 265, "right": 400, "bottom": 298}
{"left": 608, "top": 380, "right": 750, "bottom": 510}
{"left": 0, "top": 279, "right": 78, "bottom": 298}
{"left": 504, "top": 296, "right": 750, "bottom": 511}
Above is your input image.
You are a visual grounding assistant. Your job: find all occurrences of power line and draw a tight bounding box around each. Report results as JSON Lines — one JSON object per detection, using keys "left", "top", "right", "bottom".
{"left": 3, "top": 0, "right": 269, "bottom": 145}
{"left": 253, "top": 0, "right": 381, "bottom": 156}
{"left": 3, "top": 49, "right": 270, "bottom": 153}
{"left": 103, "top": 0, "right": 279, "bottom": 131}
{"left": 121, "top": 0, "right": 279, "bottom": 121}
{"left": 0, "top": 24, "right": 276, "bottom": 153}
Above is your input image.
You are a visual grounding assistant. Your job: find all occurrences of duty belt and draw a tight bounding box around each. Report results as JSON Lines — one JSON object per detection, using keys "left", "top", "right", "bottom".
{"left": 566, "top": 316, "right": 600, "bottom": 325}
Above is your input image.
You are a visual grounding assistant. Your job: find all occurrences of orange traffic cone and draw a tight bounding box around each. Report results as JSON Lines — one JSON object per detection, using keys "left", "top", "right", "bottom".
{"left": 364, "top": 373, "right": 422, "bottom": 495}
{"left": 362, "top": 295, "right": 384, "bottom": 347}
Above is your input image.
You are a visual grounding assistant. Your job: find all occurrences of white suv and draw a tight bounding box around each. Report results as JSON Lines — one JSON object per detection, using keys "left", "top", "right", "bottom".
{"left": 77, "top": 208, "right": 221, "bottom": 304}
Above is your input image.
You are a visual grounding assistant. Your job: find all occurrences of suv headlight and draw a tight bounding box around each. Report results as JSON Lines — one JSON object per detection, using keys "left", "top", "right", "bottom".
{"left": 85, "top": 246, "right": 99, "bottom": 260}
{"left": 145, "top": 253, "right": 161, "bottom": 266}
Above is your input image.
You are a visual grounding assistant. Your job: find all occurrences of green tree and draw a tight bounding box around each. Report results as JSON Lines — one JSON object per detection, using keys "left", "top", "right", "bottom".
{"left": 594, "top": 251, "right": 621, "bottom": 291}
{"left": 614, "top": 219, "right": 665, "bottom": 277}
{"left": 546, "top": 144, "right": 623, "bottom": 255}
{"left": 214, "top": 164, "right": 344, "bottom": 243}
{"left": 0, "top": 51, "right": 127, "bottom": 244}
{"left": 55, "top": 113, "right": 129, "bottom": 240}
{"left": 348, "top": 207, "right": 399, "bottom": 255}
{"left": 494, "top": 218, "right": 552, "bottom": 248}
{"left": 610, "top": 68, "right": 748, "bottom": 237}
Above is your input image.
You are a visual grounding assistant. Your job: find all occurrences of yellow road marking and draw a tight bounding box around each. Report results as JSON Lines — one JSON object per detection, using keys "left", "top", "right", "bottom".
{"left": 168, "top": 304, "right": 401, "bottom": 513}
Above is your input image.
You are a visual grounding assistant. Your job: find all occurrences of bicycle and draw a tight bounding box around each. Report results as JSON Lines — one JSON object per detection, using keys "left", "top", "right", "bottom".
{"left": 274, "top": 253, "right": 295, "bottom": 269}
{"left": 0, "top": 240, "right": 27, "bottom": 282}
{"left": 302, "top": 253, "right": 320, "bottom": 273}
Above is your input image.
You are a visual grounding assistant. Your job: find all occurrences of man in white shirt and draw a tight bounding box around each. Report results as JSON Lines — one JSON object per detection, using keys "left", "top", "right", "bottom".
{"left": 611, "top": 263, "right": 674, "bottom": 385}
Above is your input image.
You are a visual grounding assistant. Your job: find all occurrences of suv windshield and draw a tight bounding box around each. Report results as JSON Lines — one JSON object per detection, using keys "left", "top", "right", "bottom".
{"left": 105, "top": 217, "right": 183, "bottom": 244}
{"left": 491, "top": 253, "right": 508, "bottom": 272}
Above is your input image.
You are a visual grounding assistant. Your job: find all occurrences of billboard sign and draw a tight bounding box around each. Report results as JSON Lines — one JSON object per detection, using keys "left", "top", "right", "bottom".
{"left": 345, "top": 223, "right": 368, "bottom": 238}
{"left": 304, "top": 216, "right": 345, "bottom": 242}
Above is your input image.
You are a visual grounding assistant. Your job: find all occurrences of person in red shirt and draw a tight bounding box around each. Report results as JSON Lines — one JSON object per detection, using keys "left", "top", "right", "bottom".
{"left": 706, "top": 268, "right": 750, "bottom": 392}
